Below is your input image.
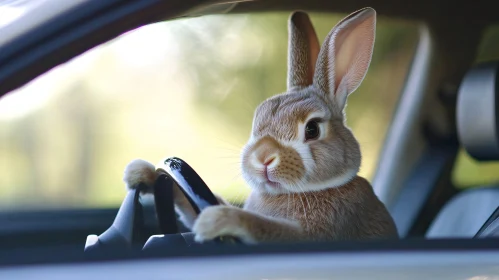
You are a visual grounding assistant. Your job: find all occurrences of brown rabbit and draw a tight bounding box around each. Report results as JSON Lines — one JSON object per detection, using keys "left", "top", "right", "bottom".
{"left": 124, "top": 7, "right": 398, "bottom": 244}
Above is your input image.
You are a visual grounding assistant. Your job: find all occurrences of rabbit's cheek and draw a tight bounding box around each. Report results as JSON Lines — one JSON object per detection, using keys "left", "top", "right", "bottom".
{"left": 271, "top": 147, "right": 305, "bottom": 185}
{"left": 279, "top": 140, "right": 313, "bottom": 176}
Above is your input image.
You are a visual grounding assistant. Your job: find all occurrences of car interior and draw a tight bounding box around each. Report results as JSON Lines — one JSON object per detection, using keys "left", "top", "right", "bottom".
{"left": 425, "top": 61, "right": 499, "bottom": 239}
{"left": 0, "top": 0, "right": 498, "bottom": 272}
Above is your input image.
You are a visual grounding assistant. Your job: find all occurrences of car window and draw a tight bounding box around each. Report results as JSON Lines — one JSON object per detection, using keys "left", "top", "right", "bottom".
{"left": 452, "top": 25, "right": 499, "bottom": 188}
{"left": 0, "top": 13, "right": 419, "bottom": 210}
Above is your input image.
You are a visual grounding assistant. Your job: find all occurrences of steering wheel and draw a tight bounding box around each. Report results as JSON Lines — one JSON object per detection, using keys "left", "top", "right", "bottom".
{"left": 84, "top": 157, "right": 240, "bottom": 253}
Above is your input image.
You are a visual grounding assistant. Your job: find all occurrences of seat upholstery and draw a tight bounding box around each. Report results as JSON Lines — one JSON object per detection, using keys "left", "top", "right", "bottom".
{"left": 426, "top": 61, "right": 499, "bottom": 238}
{"left": 426, "top": 186, "right": 499, "bottom": 238}
{"left": 456, "top": 61, "right": 499, "bottom": 160}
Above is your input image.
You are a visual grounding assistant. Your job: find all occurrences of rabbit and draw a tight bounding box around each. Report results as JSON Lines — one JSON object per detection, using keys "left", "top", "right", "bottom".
{"left": 123, "top": 7, "right": 398, "bottom": 244}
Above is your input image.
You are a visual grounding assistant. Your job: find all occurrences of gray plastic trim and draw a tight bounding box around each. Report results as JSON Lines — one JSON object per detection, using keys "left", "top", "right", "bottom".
{"left": 1, "top": 250, "right": 498, "bottom": 280}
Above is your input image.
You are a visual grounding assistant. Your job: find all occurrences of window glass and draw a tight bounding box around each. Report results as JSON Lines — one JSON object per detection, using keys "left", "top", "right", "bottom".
{"left": 452, "top": 25, "right": 499, "bottom": 188}
{"left": 0, "top": 13, "right": 419, "bottom": 209}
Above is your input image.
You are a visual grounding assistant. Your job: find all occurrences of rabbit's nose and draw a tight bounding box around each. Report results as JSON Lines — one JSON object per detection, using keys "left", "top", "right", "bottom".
{"left": 263, "top": 156, "right": 276, "bottom": 166}
{"left": 252, "top": 136, "right": 280, "bottom": 167}
{"left": 255, "top": 148, "right": 279, "bottom": 167}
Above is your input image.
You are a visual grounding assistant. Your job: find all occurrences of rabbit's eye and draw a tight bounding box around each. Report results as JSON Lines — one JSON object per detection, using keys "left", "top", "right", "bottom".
{"left": 305, "top": 120, "right": 320, "bottom": 140}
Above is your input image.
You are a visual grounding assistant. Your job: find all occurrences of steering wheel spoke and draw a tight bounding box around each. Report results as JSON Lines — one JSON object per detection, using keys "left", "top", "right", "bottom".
{"left": 158, "top": 157, "right": 242, "bottom": 244}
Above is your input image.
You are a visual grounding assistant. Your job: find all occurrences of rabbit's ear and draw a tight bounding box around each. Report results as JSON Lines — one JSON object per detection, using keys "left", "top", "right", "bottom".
{"left": 313, "top": 7, "right": 376, "bottom": 111}
{"left": 287, "top": 11, "right": 320, "bottom": 91}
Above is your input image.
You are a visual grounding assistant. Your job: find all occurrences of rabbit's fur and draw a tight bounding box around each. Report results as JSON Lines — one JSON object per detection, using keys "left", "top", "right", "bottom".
{"left": 124, "top": 7, "right": 398, "bottom": 244}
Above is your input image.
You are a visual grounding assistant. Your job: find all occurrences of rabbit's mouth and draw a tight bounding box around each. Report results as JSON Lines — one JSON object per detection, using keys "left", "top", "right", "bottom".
{"left": 264, "top": 168, "right": 280, "bottom": 186}
{"left": 264, "top": 170, "right": 284, "bottom": 191}
{"left": 266, "top": 180, "right": 281, "bottom": 188}
{"left": 264, "top": 180, "right": 284, "bottom": 194}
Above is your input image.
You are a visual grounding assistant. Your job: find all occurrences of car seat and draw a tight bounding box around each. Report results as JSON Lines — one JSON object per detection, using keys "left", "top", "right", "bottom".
{"left": 426, "top": 61, "right": 499, "bottom": 238}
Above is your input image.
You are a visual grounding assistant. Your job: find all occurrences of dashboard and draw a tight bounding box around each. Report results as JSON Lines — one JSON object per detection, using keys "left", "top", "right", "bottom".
{"left": 0, "top": 249, "right": 498, "bottom": 280}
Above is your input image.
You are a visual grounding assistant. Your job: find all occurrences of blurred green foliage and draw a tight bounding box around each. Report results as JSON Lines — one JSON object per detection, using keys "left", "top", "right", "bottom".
{"left": 0, "top": 12, "right": 421, "bottom": 209}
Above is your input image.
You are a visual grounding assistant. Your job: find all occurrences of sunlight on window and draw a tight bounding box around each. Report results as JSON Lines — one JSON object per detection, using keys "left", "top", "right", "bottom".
{"left": 0, "top": 5, "right": 25, "bottom": 28}
{"left": 0, "top": 13, "right": 419, "bottom": 209}
{"left": 0, "top": 47, "right": 100, "bottom": 121}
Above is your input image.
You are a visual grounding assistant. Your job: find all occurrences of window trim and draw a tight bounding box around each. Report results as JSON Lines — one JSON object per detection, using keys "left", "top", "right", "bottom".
{"left": 372, "top": 24, "right": 434, "bottom": 208}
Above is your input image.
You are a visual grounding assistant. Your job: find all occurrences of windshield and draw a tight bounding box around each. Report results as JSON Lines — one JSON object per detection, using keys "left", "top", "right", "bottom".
{"left": 0, "top": 13, "right": 420, "bottom": 210}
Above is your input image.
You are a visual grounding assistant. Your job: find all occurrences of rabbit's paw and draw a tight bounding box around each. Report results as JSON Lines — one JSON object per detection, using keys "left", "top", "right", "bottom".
{"left": 123, "top": 159, "right": 157, "bottom": 191}
{"left": 193, "top": 206, "right": 255, "bottom": 244}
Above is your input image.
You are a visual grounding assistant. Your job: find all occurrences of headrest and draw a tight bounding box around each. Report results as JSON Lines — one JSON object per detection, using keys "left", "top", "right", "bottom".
{"left": 457, "top": 61, "right": 499, "bottom": 161}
